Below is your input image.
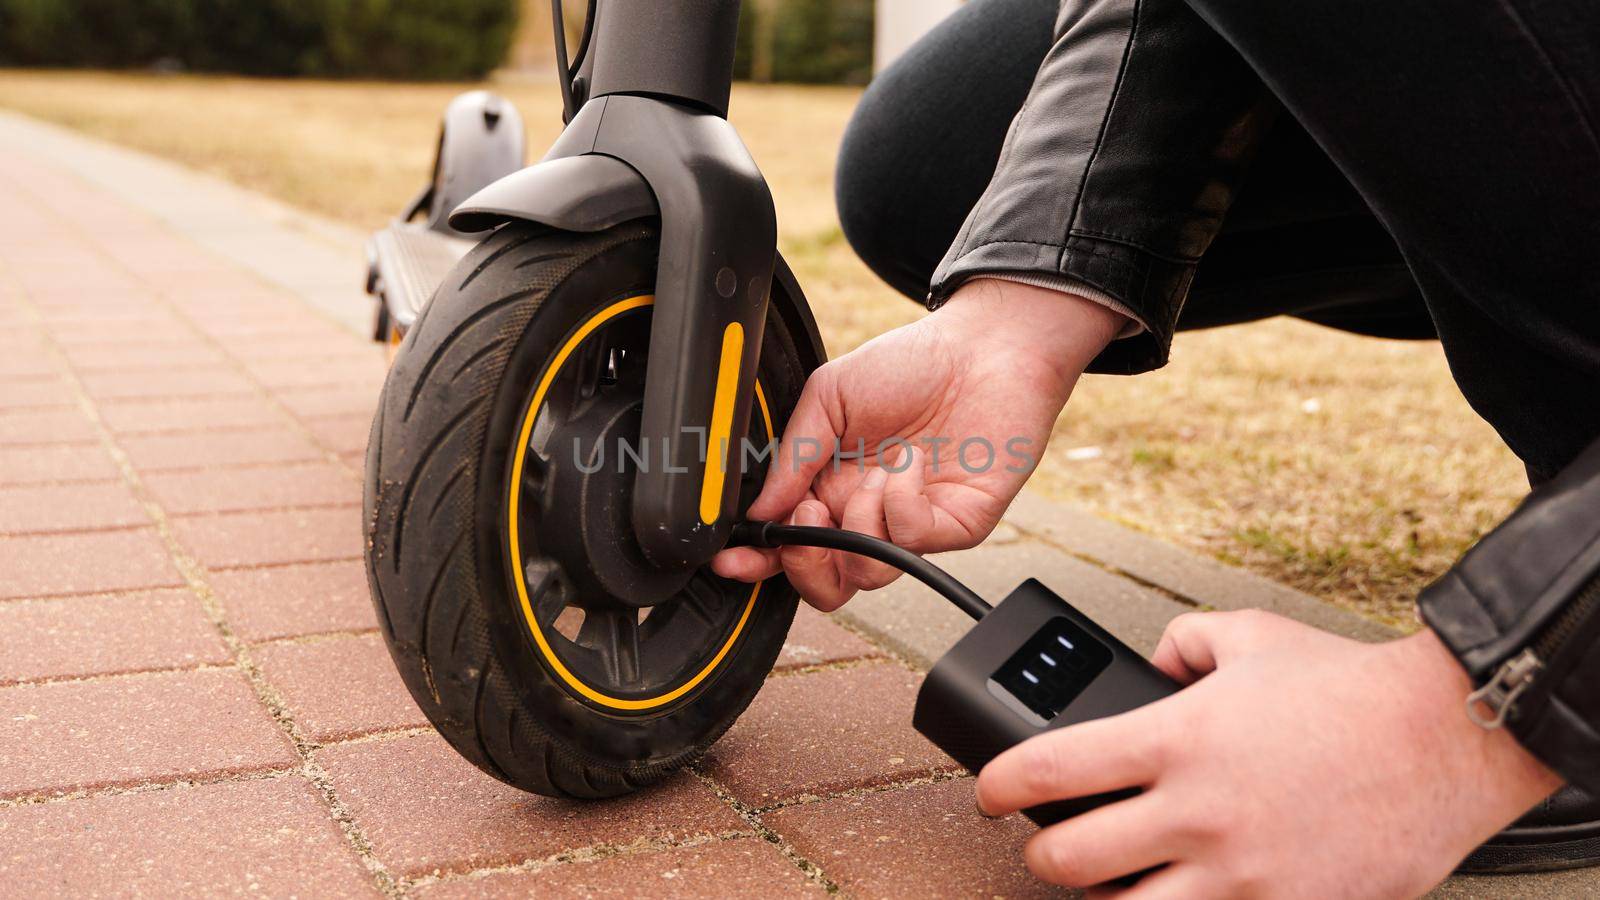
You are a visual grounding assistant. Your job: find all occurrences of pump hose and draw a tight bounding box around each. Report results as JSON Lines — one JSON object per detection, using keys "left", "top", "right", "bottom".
{"left": 728, "top": 522, "right": 992, "bottom": 621}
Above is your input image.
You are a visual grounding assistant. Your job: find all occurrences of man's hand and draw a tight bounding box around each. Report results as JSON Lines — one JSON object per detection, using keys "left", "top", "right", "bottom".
{"left": 711, "top": 278, "right": 1125, "bottom": 609}
{"left": 976, "top": 612, "right": 1562, "bottom": 898}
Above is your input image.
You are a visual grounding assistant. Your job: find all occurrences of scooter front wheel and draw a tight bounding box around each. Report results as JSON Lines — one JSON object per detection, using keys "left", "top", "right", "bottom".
{"left": 364, "top": 221, "right": 817, "bottom": 798}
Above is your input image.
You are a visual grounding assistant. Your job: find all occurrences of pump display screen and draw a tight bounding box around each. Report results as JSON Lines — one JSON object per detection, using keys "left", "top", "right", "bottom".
{"left": 992, "top": 617, "right": 1113, "bottom": 720}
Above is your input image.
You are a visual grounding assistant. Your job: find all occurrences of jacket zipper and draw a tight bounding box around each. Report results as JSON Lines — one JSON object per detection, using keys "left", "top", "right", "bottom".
{"left": 1467, "top": 573, "right": 1600, "bottom": 730}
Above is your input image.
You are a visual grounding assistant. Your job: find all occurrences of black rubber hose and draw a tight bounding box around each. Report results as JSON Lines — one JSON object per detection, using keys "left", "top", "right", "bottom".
{"left": 729, "top": 522, "right": 992, "bottom": 621}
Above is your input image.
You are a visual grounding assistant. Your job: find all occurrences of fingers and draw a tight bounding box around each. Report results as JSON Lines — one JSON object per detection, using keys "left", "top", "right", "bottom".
{"left": 883, "top": 447, "right": 982, "bottom": 553}
{"left": 779, "top": 499, "right": 857, "bottom": 612}
{"left": 747, "top": 372, "right": 838, "bottom": 523}
{"left": 837, "top": 466, "right": 902, "bottom": 591}
{"left": 882, "top": 445, "right": 936, "bottom": 547}
{"left": 709, "top": 546, "right": 781, "bottom": 582}
{"left": 1086, "top": 863, "right": 1203, "bottom": 900}
{"left": 976, "top": 713, "right": 1163, "bottom": 817}
{"left": 1023, "top": 796, "right": 1175, "bottom": 888}
{"left": 1150, "top": 609, "right": 1296, "bottom": 685}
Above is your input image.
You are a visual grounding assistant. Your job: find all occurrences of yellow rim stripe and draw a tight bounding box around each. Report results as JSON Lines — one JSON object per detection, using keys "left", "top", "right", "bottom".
{"left": 506, "top": 295, "right": 773, "bottom": 711}
{"left": 698, "top": 322, "right": 745, "bottom": 525}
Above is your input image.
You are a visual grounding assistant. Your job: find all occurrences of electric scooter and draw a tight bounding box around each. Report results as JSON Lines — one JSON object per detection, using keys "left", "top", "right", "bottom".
{"left": 365, "top": 0, "right": 1176, "bottom": 819}
{"left": 364, "top": 0, "right": 826, "bottom": 799}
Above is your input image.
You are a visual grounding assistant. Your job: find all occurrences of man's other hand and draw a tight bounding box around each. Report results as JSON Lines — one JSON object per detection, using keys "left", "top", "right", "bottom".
{"left": 976, "top": 613, "right": 1562, "bottom": 897}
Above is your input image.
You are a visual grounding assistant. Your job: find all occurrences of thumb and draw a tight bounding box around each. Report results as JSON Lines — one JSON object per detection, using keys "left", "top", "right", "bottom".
{"left": 1150, "top": 610, "right": 1289, "bottom": 685}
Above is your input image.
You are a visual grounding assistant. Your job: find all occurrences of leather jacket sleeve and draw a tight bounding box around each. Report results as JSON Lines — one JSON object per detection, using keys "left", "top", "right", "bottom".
{"left": 1419, "top": 435, "right": 1600, "bottom": 795}
{"left": 929, "top": 0, "right": 1276, "bottom": 375}
{"left": 943, "top": 0, "right": 1600, "bottom": 793}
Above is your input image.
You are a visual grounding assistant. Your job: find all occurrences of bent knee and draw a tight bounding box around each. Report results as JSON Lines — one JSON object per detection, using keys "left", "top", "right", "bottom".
{"left": 834, "top": 77, "right": 941, "bottom": 301}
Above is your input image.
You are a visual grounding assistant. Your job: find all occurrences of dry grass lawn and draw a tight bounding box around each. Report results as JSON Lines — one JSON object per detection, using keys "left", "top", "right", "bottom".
{"left": 0, "top": 70, "right": 1529, "bottom": 627}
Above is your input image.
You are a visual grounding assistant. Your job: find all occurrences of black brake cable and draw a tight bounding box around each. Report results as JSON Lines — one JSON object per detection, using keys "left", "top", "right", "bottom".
{"left": 570, "top": 0, "right": 598, "bottom": 76}
{"left": 551, "top": 0, "right": 576, "bottom": 121}
{"left": 552, "top": 0, "right": 599, "bottom": 123}
{"left": 729, "top": 522, "right": 992, "bottom": 621}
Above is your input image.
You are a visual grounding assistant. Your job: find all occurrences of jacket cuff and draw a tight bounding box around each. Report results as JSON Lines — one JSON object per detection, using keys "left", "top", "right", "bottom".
{"left": 1418, "top": 436, "right": 1600, "bottom": 795}
{"left": 929, "top": 233, "right": 1193, "bottom": 375}
{"left": 984, "top": 273, "right": 1148, "bottom": 339}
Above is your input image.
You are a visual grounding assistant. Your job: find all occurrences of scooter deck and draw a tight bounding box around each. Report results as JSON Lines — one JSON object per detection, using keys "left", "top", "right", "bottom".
{"left": 367, "top": 222, "right": 474, "bottom": 332}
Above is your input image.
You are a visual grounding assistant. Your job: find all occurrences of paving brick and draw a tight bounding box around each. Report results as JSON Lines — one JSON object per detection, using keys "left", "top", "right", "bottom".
{"left": 23, "top": 284, "right": 151, "bottom": 308}
{"left": 165, "top": 291, "right": 287, "bottom": 315}
{"left": 0, "top": 329, "right": 48, "bottom": 351}
{"left": 34, "top": 306, "right": 171, "bottom": 327}
{"left": 119, "top": 427, "right": 325, "bottom": 472}
{"left": 0, "top": 481, "right": 150, "bottom": 534}
{"left": 208, "top": 559, "right": 376, "bottom": 642}
{"left": 98, "top": 396, "right": 293, "bottom": 435}
{"left": 201, "top": 318, "right": 350, "bottom": 340}
{"left": 301, "top": 414, "right": 374, "bottom": 456}
{"left": 172, "top": 506, "right": 361, "bottom": 569}
{"left": 181, "top": 282, "right": 309, "bottom": 309}
{"left": 420, "top": 837, "right": 822, "bottom": 899}
{"left": 0, "top": 777, "right": 376, "bottom": 897}
{"left": 0, "top": 529, "right": 182, "bottom": 599}
{"left": 52, "top": 319, "right": 197, "bottom": 347}
{"left": 762, "top": 779, "right": 1056, "bottom": 899}
{"left": 699, "top": 663, "right": 957, "bottom": 807}
{"left": 775, "top": 605, "right": 882, "bottom": 672}
{"left": 0, "top": 347, "right": 57, "bottom": 379}
{"left": 0, "top": 407, "right": 97, "bottom": 445}
{"left": 229, "top": 334, "right": 379, "bottom": 362}
{"left": 108, "top": 244, "right": 240, "bottom": 277}
{"left": 59, "top": 339, "right": 226, "bottom": 372}
{"left": 274, "top": 384, "right": 381, "bottom": 420}
{"left": 245, "top": 357, "right": 388, "bottom": 392}
{"left": 0, "top": 668, "right": 296, "bottom": 798}
{"left": 0, "top": 376, "right": 75, "bottom": 410}
{"left": 0, "top": 589, "right": 228, "bottom": 685}
{"left": 254, "top": 633, "right": 421, "bottom": 742}
{"left": 21, "top": 269, "right": 149, "bottom": 296}
{"left": 319, "top": 731, "right": 746, "bottom": 878}
{"left": 79, "top": 366, "right": 256, "bottom": 402}
{"left": 143, "top": 460, "right": 356, "bottom": 515}
{"left": 0, "top": 444, "right": 118, "bottom": 485}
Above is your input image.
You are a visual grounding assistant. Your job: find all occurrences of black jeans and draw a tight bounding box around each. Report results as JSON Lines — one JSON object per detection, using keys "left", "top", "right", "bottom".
{"left": 835, "top": 0, "right": 1600, "bottom": 482}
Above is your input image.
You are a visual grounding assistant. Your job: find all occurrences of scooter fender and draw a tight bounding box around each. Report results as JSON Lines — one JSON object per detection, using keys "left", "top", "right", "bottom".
{"left": 447, "top": 153, "right": 658, "bottom": 235}
{"left": 450, "top": 95, "right": 779, "bottom": 570}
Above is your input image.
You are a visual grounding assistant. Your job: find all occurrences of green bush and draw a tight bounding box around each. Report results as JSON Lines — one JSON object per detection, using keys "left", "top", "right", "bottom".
{"left": 306, "top": 0, "right": 519, "bottom": 80}
{"left": 0, "top": 0, "right": 518, "bottom": 80}
{"left": 735, "top": 0, "right": 874, "bottom": 86}
{"left": 0, "top": 0, "right": 193, "bottom": 68}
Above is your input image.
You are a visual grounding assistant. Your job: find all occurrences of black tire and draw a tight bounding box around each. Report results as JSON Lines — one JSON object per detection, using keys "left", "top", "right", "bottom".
{"left": 364, "top": 221, "right": 818, "bottom": 799}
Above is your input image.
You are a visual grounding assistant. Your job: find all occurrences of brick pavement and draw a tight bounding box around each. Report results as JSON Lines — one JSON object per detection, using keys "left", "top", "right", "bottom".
{"left": 0, "top": 110, "right": 1587, "bottom": 898}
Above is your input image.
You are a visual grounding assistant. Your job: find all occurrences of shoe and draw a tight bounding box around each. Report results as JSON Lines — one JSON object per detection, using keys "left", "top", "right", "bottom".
{"left": 1460, "top": 785, "right": 1600, "bottom": 874}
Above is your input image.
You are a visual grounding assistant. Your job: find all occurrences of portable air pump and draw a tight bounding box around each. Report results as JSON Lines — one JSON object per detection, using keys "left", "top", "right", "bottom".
{"left": 731, "top": 521, "right": 1180, "bottom": 827}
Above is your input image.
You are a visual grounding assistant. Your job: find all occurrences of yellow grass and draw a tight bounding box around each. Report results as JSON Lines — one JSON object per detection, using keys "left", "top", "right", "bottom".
{"left": 0, "top": 70, "right": 1528, "bottom": 627}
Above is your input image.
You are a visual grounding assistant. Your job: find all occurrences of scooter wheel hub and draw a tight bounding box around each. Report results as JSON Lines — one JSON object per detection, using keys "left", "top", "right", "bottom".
{"left": 540, "top": 396, "right": 691, "bottom": 607}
